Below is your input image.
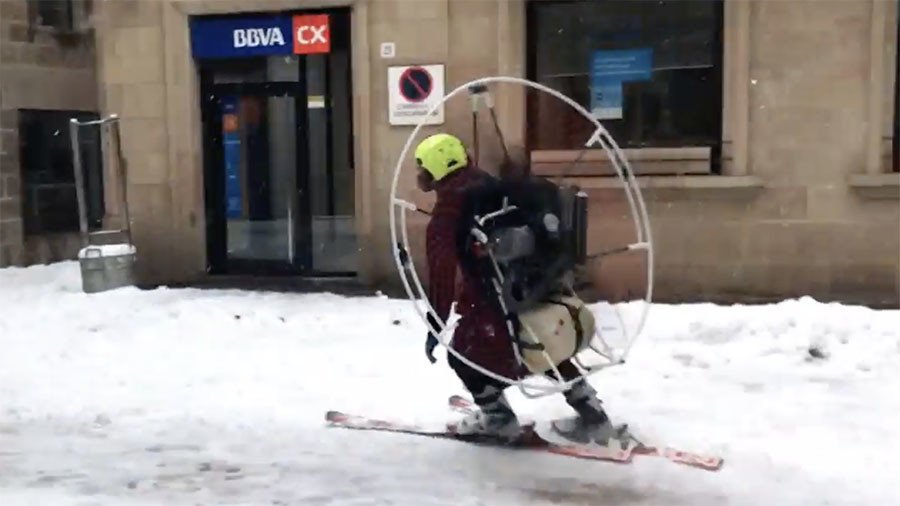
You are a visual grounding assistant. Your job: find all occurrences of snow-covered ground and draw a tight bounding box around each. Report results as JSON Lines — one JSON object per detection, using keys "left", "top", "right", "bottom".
{"left": 1, "top": 261, "right": 898, "bottom": 506}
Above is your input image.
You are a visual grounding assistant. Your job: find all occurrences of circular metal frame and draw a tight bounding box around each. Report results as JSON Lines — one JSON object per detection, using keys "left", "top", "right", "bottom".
{"left": 389, "top": 76, "right": 654, "bottom": 398}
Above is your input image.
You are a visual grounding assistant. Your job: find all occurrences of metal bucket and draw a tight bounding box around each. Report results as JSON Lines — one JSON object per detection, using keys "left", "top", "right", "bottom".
{"left": 78, "top": 245, "right": 137, "bottom": 294}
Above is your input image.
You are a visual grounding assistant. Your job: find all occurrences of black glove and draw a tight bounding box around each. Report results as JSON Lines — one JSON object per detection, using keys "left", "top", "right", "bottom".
{"left": 425, "top": 332, "right": 438, "bottom": 364}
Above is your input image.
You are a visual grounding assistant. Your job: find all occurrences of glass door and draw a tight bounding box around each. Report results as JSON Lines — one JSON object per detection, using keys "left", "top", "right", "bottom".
{"left": 223, "top": 91, "right": 300, "bottom": 270}
{"left": 304, "top": 32, "right": 356, "bottom": 275}
{"left": 199, "top": 8, "right": 356, "bottom": 277}
{"left": 202, "top": 77, "right": 311, "bottom": 275}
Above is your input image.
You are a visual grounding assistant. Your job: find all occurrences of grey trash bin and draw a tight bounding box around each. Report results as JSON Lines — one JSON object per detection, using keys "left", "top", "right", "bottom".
{"left": 78, "top": 244, "right": 137, "bottom": 294}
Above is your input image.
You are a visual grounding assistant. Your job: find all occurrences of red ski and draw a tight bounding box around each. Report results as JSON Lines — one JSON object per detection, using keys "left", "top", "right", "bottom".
{"left": 324, "top": 409, "right": 543, "bottom": 447}
{"left": 449, "top": 394, "right": 724, "bottom": 472}
{"left": 324, "top": 409, "right": 632, "bottom": 463}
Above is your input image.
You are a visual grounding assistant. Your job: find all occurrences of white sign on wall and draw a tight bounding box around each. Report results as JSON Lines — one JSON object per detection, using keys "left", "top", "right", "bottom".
{"left": 387, "top": 64, "right": 445, "bottom": 126}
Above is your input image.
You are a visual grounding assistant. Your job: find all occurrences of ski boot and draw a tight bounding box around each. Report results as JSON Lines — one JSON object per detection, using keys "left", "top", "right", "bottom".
{"left": 551, "top": 380, "right": 633, "bottom": 449}
{"left": 453, "top": 385, "right": 524, "bottom": 443}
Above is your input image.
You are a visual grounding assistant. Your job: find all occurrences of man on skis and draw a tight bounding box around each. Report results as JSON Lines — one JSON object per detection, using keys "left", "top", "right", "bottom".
{"left": 414, "top": 132, "right": 626, "bottom": 446}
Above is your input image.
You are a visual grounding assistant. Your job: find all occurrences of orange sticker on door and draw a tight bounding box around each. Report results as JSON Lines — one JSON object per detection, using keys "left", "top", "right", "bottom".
{"left": 222, "top": 114, "right": 239, "bottom": 133}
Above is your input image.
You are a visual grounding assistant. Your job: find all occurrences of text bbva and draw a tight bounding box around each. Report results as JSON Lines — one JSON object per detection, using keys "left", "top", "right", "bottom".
{"left": 233, "top": 27, "right": 285, "bottom": 48}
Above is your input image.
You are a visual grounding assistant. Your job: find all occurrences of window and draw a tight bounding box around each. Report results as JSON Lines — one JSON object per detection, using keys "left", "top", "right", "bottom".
{"left": 525, "top": 0, "right": 724, "bottom": 169}
{"left": 35, "top": 0, "right": 76, "bottom": 30}
{"left": 18, "top": 109, "right": 104, "bottom": 235}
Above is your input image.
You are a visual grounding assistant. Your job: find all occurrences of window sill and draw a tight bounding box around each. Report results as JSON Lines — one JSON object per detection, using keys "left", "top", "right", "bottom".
{"left": 848, "top": 173, "right": 900, "bottom": 200}
{"left": 574, "top": 175, "right": 765, "bottom": 200}
{"left": 530, "top": 147, "right": 713, "bottom": 177}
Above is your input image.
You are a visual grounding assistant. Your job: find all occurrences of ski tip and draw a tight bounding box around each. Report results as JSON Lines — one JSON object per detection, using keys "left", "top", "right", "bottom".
{"left": 631, "top": 445, "right": 725, "bottom": 471}
{"left": 325, "top": 410, "right": 348, "bottom": 422}
{"left": 449, "top": 394, "right": 473, "bottom": 407}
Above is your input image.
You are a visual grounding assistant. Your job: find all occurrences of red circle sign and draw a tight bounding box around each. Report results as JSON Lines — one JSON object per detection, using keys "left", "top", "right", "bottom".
{"left": 398, "top": 67, "right": 433, "bottom": 103}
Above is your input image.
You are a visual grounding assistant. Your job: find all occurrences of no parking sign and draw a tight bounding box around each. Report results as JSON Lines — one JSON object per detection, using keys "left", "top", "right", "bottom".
{"left": 388, "top": 64, "right": 445, "bottom": 126}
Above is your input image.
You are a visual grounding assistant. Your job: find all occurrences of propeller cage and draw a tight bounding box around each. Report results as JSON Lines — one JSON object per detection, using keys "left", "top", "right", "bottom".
{"left": 389, "top": 76, "right": 654, "bottom": 399}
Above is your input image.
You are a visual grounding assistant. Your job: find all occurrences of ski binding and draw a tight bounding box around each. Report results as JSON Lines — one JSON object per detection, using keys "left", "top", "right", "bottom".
{"left": 449, "top": 394, "right": 723, "bottom": 471}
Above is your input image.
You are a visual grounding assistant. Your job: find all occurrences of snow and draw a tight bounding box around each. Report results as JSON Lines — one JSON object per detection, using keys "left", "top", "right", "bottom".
{"left": 78, "top": 243, "right": 137, "bottom": 259}
{"left": 1, "top": 261, "right": 898, "bottom": 505}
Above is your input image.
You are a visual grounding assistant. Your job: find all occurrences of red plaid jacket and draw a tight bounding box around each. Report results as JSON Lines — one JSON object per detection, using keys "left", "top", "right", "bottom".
{"left": 425, "top": 165, "right": 526, "bottom": 380}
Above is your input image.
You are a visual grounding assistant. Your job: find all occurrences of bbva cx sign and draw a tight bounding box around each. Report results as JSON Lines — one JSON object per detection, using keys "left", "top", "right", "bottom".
{"left": 190, "top": 13, "right": 330, "bottom": 59}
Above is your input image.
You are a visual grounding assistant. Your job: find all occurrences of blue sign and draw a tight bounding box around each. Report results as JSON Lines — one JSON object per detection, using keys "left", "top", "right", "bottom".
{"left": 590, "top": 48, "right": 653, "bottom": 120}
{"left": 190, "top": 15, "right": 293, "bottom": 59}
{"left": 221, "top": 96, "right": 242, "bottom": 219}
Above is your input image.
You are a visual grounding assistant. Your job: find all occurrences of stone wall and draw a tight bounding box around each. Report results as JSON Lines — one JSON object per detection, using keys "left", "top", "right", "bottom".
{"left": 92, "top": 0, "right": 181, "bottom": 283}
{"left": 0, "top": 0, "right": 98, "bottom": 267}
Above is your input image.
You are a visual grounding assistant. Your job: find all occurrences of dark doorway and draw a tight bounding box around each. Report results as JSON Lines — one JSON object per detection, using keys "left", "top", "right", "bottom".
{"left": 197, "top": 8, "right": 356, "bottom": 276}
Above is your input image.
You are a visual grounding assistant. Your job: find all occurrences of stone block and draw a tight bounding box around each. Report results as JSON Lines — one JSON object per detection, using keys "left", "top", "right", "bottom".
{"left": 828, "top": 222, "right": 900, "bottom": 267}
{"left": 128, "top": 220, "right": 168, "bottom": 282}
{"left": 7, "top": 22, "right": 29, "bottom": 44}
{"left": 685, "top": 222, "right": 748, "bottom": 264}
{"left": 587, "top": 218, "right": 639, "bottom": 252}
{"left": 763, "top": 264, "right": 830, "bottom": 300}
{"left": 369, "top": 19, "right": 448, "bottom": 61}
{"left": 0, "top": 44, "right": 20, "bottom": 64}
{"left": 118, "top": 117, "right": 167, "bottom": 155}
{"left": 0, "top": 197, "right": 21, "bottom": 221}
{"left": 371, "top": 0, "right": 447, "bottom": 21}
{"left": 0, "top": 129, "right": 18, "bottom": 153}
{"left": 830, "top": 264, "right": 898, "bottom": 303}
{"left": 164, "top": 87, "right": 200, "bottom": 156}
{"left": 588, "top": 249, "right": 648, "bottom": 303}
{"left": 124, "top": 151, "right": 168, "bottom": 185}
{"left": 753, "top": 0, "right": 866, "bottom": 64}
{"left": 0, "top": 109, "right": 18, "bottom": 130}
{"left": 0, "top": 68, "right": 98, "bottom": 110}
{"left": 103, "top": 26, "right": 164, "bottom": 84}
{"left": 813, "top": 183, "right": 900, "bottom": 223}
{"left": 103, "top": 0, "right": 163, "bottom": 28}
{"left": 0, "top": 243, "right": 26, "bottom": 267}
{"left": 0, "top": 153, "right": 19, "bottom": 177}
{"left": 126, "top": 183, "right": 175, "bottom": 282}
{"left": 128, "top": 183, "right": 173, "bottom": 223}
{"left": 106, "top": 83, "right": 166, "bottom": 119}
{"left": 751, "top": 187, "right": 808, "bottom": 221}
{"left": 0, "top": 0, "right": 29, "bottom": 21}
{"left": 60, "top": 45, "right": 95, "bottom": 70}
{"left": 1, "top": 175, "right": 21, "bottom": 198}
{"left": 444, "top": 63, "right": 497, "bottom": 92}
{"left": 17, "top": 43, "right": 40, "bottom": 64}
{"left": 793, "top": 222, "right": 838, "bottom": 263}
{"left": 0, "top": 217, "right": 23, "bottom": 245}
{"left": 621, "top": 187, "right": 805, "bottom": 222}
{"left": 743, "top": 222, "right": 808, "bottom": 264}
{"left": 35, "top": 44, "right": 63, "bottom": 67}
{"left": 448, "top": 10, "right": 496, "bottom": 66}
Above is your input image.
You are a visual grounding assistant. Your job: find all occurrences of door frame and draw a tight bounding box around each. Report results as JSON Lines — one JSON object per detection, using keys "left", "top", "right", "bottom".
{"left": 200, "top": 69, "right": 313, "bottom": 276}
{"left": 196, "top": 7, "right": 356, "bottom": 278}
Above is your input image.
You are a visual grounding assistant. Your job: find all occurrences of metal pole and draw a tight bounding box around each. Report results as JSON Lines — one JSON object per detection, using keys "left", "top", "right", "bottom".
{"left": 69, "top": 118, "right": 89, "bottom": 248}
{"left": 69, "top": 114, "right": 131, "bottom": 247}
{"left": 108, "top": 116, "right": 132, "bottom": 246}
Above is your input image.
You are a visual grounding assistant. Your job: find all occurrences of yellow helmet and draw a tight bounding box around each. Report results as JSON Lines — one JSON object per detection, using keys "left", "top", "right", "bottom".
{"left": 414, "top": 133, "right": 468, "bottom": 182}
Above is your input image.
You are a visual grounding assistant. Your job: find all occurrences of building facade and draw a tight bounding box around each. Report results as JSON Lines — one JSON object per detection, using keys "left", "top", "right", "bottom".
{"left": 0, "top": 0, "right": 98, "bottom": 265}
{"left": 0, "top": 0, "right": 898, "bottom": 307}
